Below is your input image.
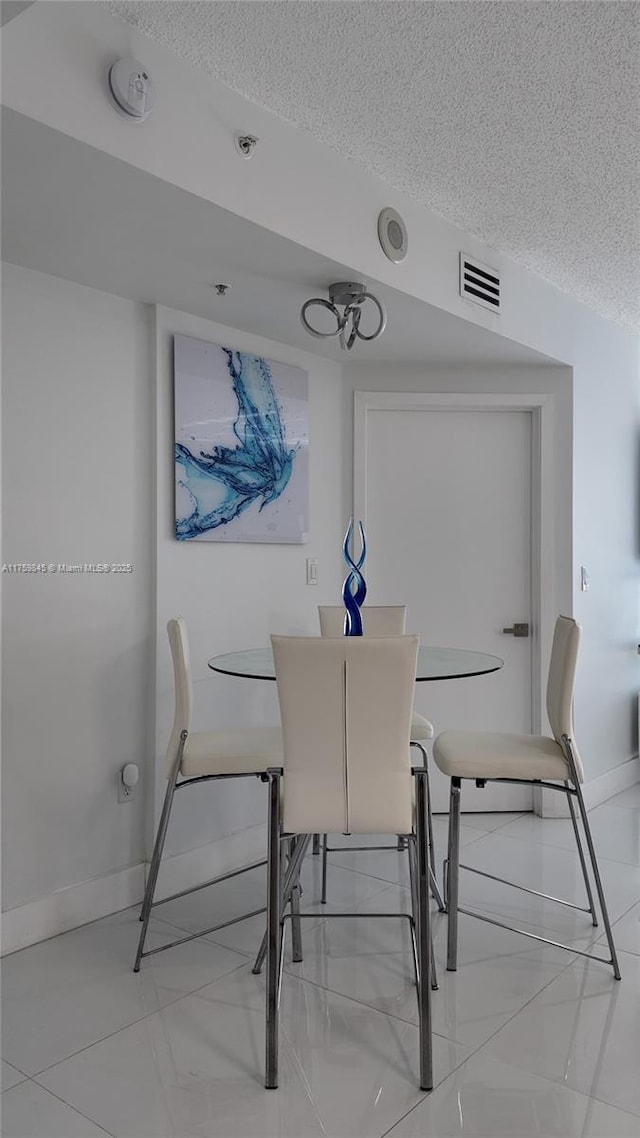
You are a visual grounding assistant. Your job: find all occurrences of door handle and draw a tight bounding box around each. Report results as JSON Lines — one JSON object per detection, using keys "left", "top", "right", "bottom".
{"left": 503, "top": 623, "right": 529, "bottom": 637}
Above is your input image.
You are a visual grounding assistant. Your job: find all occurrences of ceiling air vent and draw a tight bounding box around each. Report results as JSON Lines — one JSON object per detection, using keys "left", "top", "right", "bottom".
{"left": 459, "top": 253, "right": 500, "bottom": 313}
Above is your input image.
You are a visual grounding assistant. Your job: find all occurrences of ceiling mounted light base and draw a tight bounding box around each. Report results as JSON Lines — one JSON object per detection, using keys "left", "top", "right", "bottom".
{"left": 327, "top": 281, "right": 367, "bottom": 307}
{"left": 301, "top": 281, "right": 386, "bottom": 352}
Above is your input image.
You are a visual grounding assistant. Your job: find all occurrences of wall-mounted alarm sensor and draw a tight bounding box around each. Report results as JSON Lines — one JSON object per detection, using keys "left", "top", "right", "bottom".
{"left": 108, "top": 59, "right": 156, "bottom": 122}
{"left": 377, "top": 207, "right": 408, "bottom": 263}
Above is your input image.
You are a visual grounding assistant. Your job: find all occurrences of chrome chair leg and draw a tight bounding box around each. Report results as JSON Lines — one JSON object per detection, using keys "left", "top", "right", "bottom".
{"left": 414, "top": 771, "right": 434, "bottom": 1091}
{"left": 265, "top": 770, "right": 282, "bottom": 1088}
{"left": 290, "top": 881, "right": 302, "bottom": 962}
{"left": 429, "top": 867, "right": 445, "bottom": 912}
{"left": 425, "top": 760, "right": 446, "bottom": 912}
{"left": 408, "top": 831, "right": 438, "bottom": 991}
{"left": 446, "top": 777, "right": 462, "bottom": 971}
{"left": 289, "top": 838, "right": 303, "bottom": 963}
{"left": 407, "top": 835, "right": 420, "bottom": 988}
{"left": 321, "top": 833, "right": 329, "bottom": 904}
{"left": 134, "top": 732, "right": 185, "bottom": 972}
{"left": 252, "top": 833, "right": 310, "bottom": 974}
{"left": 411, "top": 742, "right": 446, "bottom": 912}
{"left": 565, "top": 781, "right": 598, "bottom": 927}
{"left": 563, "top": 738, "right": 621, "bottom": 980}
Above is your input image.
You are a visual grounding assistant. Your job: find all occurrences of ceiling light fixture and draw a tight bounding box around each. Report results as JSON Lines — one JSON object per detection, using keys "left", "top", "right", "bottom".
{"left": 300, "top": 282, "right": 386, "bottom": 352}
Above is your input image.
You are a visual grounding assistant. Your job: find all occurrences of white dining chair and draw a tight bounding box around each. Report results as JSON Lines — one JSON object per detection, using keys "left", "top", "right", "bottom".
{"left": 434, "top": 615, "right": 621, "bottom": 979}
{"left": 133, "top": 617, "right": 284, "bottom": 972}
{"left": 264, "top": 634, "right": 433, "bottom": 1090}
{"left": 317, "top": 604, "right": 434, "bottom": 740}
{"left": 317, "top": 605, "right": 444, "bottom": 911}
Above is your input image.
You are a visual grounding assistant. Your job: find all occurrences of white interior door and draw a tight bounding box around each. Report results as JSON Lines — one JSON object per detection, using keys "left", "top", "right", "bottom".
{"left": 356, "top": 397, "right": 535, "bottom": 813}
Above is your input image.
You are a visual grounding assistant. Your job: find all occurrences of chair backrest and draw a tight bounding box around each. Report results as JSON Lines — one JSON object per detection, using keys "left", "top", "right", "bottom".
{"left": 166, "top": 617, "right": 193, "bottom": 777}
{"left": 318, "top": 604, "right": 407, "bottom": 637}
{"left": 546, "top": 615, "right": 584, "bottom": 781}
{"left": 272, "top": 635, "right": 419, "bottom": 835}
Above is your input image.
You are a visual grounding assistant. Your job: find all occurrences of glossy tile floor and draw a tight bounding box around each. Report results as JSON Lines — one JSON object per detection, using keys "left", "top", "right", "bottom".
{"left": 2, "top": 790, "right": 640, "bottom": 1137}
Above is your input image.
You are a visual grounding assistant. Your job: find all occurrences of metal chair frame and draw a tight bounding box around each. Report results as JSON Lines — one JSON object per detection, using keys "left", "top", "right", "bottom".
{"left": 318, "top": 742, "right": 446, "bottom": 911}
{"left": 444, "top": 734, "right": 621, "bottom": 980}
{"left": 251, "top": 742, "right": 440, "bottom": 988}
{"left": 134, "top": 729, "right": 284, "bottom": 972}
{"left": 264, "top": 766, "right": 434, "bottom": 1092}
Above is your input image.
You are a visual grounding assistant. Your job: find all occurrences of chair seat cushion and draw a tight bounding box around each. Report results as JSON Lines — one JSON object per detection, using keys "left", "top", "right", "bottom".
{"left": 411, "top": 713, "right": 434, "bottom": 741}
{"left": 433, "top": 730, "right": 569, "bottom": 782}
{"left": 181, "top": 726, "right": 283, "bottom": 778}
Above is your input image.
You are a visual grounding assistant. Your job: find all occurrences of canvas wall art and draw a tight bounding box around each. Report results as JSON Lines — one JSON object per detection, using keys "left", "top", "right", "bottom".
{"left": 174, "top": 335, "right": 309, "bottom": 543}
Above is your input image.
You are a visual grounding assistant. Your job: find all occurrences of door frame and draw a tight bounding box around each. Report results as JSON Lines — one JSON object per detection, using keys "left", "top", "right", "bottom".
{"left": 353, "top": 390, "right": 559, "bottom": 754}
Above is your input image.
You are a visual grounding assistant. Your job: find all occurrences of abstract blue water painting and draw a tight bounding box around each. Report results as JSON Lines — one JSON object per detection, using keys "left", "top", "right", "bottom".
{"left": 174, "top": 336, "right": 308, "bottom": 543}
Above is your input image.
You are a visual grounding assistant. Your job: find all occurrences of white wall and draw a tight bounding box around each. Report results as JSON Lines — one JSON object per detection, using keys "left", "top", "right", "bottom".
{"left": 152, "top": 306, "right": 344, "bottom": 879}
{"left": 572, "top": 333, "right": 640, "bottom": 774}
{"left": 1, "top": 264, "right": 153, "bottom": 928}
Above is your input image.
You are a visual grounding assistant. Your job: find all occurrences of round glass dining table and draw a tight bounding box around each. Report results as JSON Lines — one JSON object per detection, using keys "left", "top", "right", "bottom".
{"left": 208, "top": 644, "right": 503, "bottom": 681}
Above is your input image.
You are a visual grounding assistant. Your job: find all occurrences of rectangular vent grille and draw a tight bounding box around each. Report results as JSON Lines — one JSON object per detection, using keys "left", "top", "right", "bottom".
{"left": 459, "top": 253, "right": 500, "bottom": 312}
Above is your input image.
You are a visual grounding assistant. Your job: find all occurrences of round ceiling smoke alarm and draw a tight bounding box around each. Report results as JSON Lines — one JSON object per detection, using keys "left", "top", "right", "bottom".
{"left": 377, "top": 207, "right": 408, "bottom": 263}
{"left": 108, "top": 59, "right": 156, "bottom": 122}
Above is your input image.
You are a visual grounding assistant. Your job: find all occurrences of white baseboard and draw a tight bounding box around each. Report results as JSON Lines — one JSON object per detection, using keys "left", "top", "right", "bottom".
{"left": 1, "top": 823, "right": 268, "bottom": 956}
{"left": 582, "top": 755, "right": 640, "bottom": 811}
{"left": 538, "top": 755, "right": 640, "bottom": 818}
{"left": 1, "top": 863, "right": 145, "bottom": 956}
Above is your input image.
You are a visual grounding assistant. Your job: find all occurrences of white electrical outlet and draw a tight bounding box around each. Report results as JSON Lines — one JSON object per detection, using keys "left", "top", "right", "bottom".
{"left": 306, "top": 558, "right": 318, "bottom": 585}
{"left": 118, "top": 781, "right": 135, "bottom": 803}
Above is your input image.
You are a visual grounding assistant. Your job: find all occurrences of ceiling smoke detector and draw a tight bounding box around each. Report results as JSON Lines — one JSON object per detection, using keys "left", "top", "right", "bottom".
{"left": 108, "top": 58, "right": 156, "bottom": 122}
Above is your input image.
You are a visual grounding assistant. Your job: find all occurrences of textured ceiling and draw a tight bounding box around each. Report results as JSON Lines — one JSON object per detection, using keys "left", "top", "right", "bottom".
{"left": 102, "top": 1, "right": 640, "bottom": 331}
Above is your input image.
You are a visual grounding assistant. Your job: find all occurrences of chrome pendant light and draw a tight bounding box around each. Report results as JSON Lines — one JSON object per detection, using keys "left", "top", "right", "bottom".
{"left": 300, "top": 282, "right": 386, "bottom": 352}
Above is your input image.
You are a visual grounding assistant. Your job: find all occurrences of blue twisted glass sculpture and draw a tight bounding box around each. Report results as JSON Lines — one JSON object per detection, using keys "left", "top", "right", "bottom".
{"left": 342, "top": 519, "right": 367, "bottom": 635}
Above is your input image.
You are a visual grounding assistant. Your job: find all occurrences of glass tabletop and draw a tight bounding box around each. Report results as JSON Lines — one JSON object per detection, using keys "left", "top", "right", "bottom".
{"left": 208, "top": 644, "right": 503, "bottom": 681}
